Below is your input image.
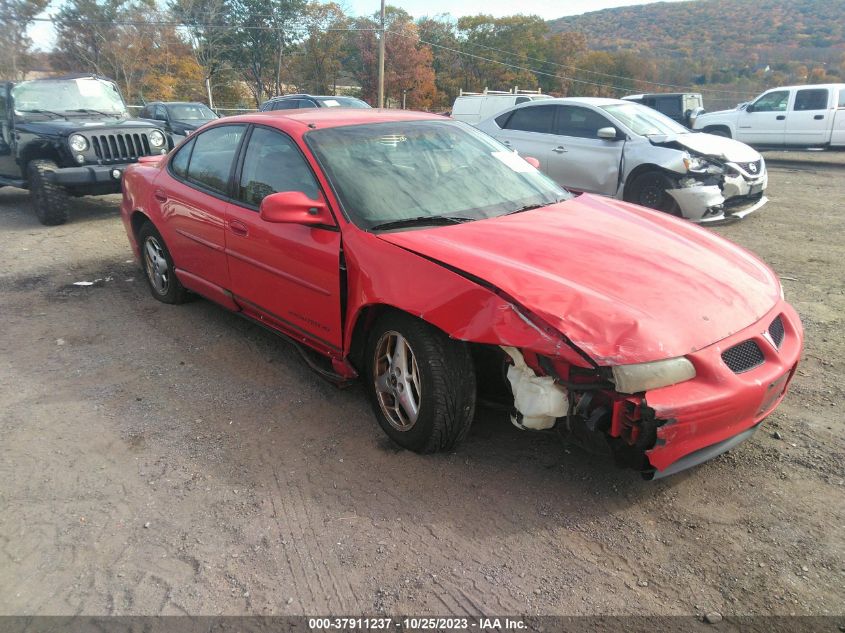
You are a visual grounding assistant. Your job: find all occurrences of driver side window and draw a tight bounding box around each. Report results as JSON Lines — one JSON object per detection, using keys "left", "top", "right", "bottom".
{"left": 236, "top": 126, "right": 320, "bottom": 208}
{"left": 752, "top": 91, "right": 789, "bottom": 112}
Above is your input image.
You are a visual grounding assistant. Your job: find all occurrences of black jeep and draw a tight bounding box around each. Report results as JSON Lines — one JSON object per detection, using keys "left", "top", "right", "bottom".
{"left": 0, "top": 74, "right": 169, "bottom": 225}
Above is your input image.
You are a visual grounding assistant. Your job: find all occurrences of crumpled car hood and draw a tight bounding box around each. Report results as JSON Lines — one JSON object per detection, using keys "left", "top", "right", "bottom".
{"left": 650, "top": 131, "right": 760, "bottom": 163}
{"left": 377, "top": 194, "right": 780, "bottom": 365}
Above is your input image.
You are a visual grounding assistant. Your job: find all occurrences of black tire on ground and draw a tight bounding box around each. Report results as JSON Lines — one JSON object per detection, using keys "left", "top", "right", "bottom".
{"left": 27, "top": 160, "right": 70, "bottom": 226}
{"left": 705, "top": 127, "right": 731, "bottom": 138}
{"left": 138, "top": 221, "right": 189, "bottom": 304}
{"left": 624, "top": 170, "right": 683, "bottom": 216}
{"left": 364, "top": 311, "right": 476, "bottom": 453}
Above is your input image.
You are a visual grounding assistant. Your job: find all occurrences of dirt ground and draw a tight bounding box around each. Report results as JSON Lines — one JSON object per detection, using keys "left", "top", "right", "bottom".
{"left": 0, "top": 152, "right": 843, "bottom": 621}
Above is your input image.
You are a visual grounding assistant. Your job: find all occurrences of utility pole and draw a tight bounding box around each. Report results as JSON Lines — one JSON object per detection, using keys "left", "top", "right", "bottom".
{"left": 377, "top": 0, "right": 385, "bottom": 108}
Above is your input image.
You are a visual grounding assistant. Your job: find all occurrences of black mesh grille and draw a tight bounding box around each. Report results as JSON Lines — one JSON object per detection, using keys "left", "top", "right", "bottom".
{"left": 91, "top": 133, "right": 152, "bottom": 161}
{"left": 722, "top": 340, "right": 765, "bottom": 373}
{"left": 735, "top": 159, "right": 763, "bottom": 175}
{"left": 768, "top": 314, "right": 785, "bottom": 348}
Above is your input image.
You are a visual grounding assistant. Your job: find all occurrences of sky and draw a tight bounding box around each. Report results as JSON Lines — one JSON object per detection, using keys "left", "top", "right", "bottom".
{"left": 29, "top": 0, "right": 691, "bottom": 51}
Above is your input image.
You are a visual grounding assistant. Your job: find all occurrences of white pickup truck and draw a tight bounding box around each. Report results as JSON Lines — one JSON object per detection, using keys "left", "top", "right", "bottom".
{"left": 692, "top": 83, "right": 845, "bottom": 149}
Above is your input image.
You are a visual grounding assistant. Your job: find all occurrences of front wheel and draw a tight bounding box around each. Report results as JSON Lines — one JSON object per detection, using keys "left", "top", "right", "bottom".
{"left": 625, "top": 170, "right": 682, "bottom": 216}
{"left": 138, "top": 222, "right": 189, "bottom": 304}
{"left": 28, "top": 160, "right": 70, "bottom": 226}
{"left": 364, "top": 312, "right": 476, "bottom": 453}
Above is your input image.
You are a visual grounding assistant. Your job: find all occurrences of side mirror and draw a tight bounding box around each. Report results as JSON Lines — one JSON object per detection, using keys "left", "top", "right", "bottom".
{"left": 597, "top": 127, "right": 620, "bottom": 140}
{"left": 745, "top": 104, "right": 755, "bottom": 113}
{"left": 523, "top": 156, "right": 540, "bottom": 169}
{"left": 259, "top": 191, "right": 335, "bottom": 226}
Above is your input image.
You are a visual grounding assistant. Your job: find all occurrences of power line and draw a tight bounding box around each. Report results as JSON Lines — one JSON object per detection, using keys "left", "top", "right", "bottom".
{"left": 449, "top": 36, "right": 752, "bottom": 96}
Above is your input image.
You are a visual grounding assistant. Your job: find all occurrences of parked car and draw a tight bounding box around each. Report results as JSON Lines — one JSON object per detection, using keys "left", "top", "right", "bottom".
{"left": 692, "top": 83, "right": 845, "bottom": 149}
{"left": 622, "top": 92, "right": 704, "bottom": 128}
{"left": 138, "top": 101, "right": 218, "bottom": 144}
{"left": 259, "top": 94, "right": 370, "bottom": 111}
{"left": 120, "top": 109, "right": 801, "bottom": 479}
{"left": 452, "top": 89, "right": 551, "bottom": 125}
{"left": 476, "top": 97, "right": 767, "bottom": 223}
{"left": 0, "top": 74, "right": 169, "bottom": 225}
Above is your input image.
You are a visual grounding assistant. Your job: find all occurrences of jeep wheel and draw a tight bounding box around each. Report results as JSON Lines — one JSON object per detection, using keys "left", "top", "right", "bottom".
{"left": 28, "top": 160, "right": 70, "bottom": 226}
{"left": 138, "top": 221, "right": 189, "bottom": 304}
{"left": 364, "top": 311, "right": 476, "bottom": 453}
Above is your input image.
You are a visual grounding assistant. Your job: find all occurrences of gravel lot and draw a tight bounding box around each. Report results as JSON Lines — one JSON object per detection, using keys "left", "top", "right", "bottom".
{"left": 0, "top": 152, "right": 843, "bottom": 621}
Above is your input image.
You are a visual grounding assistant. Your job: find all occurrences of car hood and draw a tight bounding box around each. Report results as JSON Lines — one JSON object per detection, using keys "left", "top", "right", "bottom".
{"left": 16, "top": 117, "right": 162, "bottom": 137}
{"left": 377, "top": 194, "right": 781, "bottom": 365}
{"left": 650, "top": 131, "right": 760, "bottom": 163}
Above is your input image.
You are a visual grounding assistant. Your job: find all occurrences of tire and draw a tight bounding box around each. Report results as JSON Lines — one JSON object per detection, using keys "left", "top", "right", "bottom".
{"left": 624, "top": 170, "right": 682, "bottom": 216}
{"left": 138, "top": 221, "right": 189, "bottom": 304}
{"left": 28, "top": 160, "right": 70, "bottom": 226}
{"left": 705, "top": 127, "right": 731, "bottom": 139}
{"left": 364, "top": 311, "right": 476, "bottom": 453}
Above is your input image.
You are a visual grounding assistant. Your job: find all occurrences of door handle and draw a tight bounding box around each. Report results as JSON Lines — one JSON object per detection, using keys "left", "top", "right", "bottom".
{"left": 228, "top": 219, "right": 248, "bottom": 236}
{"left": 553, "top": 146, "right": 567, "bottom": 153}
{"left": 501, "top": 139, "right": 512, "bottom": 146}
{"left": 814, "top": 114, "right": 824, "bottom": 120}
{"left": 776, "top": 115, "right": 785, "bottom": 120}
{"left": 153, "top": 189, "right": 167, "bottom": 203}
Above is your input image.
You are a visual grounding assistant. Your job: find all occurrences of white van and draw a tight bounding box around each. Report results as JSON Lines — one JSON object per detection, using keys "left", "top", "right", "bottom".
{"left": 452, "top": 89, "right": 551, "bottom": 125}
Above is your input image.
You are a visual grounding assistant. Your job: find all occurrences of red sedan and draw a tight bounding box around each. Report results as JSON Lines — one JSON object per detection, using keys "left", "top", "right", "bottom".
{"left": 120, "top": 109, "right": 803, "bottom": 478}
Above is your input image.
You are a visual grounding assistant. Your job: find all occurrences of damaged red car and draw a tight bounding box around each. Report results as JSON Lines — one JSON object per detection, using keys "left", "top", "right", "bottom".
{"left": 120, "top": 109, "right": 803, "bottom": 478}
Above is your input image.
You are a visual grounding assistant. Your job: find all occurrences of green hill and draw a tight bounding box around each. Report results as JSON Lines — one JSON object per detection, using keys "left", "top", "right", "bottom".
{"left": 553, "top": 0, "right": 843, "bottom": 66}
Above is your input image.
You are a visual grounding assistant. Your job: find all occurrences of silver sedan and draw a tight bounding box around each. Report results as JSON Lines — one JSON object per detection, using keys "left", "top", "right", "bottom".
{"left": 475, "top": 97, "right": 768, "bottom": 223}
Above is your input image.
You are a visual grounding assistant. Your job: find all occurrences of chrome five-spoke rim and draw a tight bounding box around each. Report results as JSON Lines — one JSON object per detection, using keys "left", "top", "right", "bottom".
{"left": 144, "top": 236, "right": 170, "bottom": 295}
{"left": 373, "top": 331, "right": 421, "bottom": 431}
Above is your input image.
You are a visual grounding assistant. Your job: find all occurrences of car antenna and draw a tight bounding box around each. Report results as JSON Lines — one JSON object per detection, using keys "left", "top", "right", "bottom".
{"left": 308, "top": 122, "right": 317, "bottom": 129}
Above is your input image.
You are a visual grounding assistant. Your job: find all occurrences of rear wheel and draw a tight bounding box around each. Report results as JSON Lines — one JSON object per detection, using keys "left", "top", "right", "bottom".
{"left": 138, "top": 222, "right": 189, "bottom": 304}
{"left": 364, "top": 312, "right": 476, "bottom": 453}
{"left": 625, "top": 170, "right": 682, "bottom": 217}
{"left": 28, "top": 160, "right": 70, "bottom": 226}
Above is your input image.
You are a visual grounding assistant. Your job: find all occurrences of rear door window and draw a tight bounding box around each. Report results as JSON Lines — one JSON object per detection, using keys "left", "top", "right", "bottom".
{"left": 503, "top": 105, "right": 556, "bottom": 134}
{"left": 793, "top": 88, "right": 829, "bottom": 111}
{"left": 170, "top": 137, "right": 194, "bottom": 178}
{"left": 554, "top": 105, "right": 614, "bottom": 139}
{"left": 184, "top": 124, "right": 246, "bottom": 195}
{"left": 272, "top": 100, "right": 299, "bottom": 110}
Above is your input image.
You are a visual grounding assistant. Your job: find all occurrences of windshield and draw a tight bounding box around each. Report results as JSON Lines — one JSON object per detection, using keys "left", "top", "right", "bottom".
{"left": 306, "top": 120, "right": 569, "bottom": 229}
{"left": 169, "top": 104, "right": 218, "bottom": 121}
{"left": 315, "top": 97, "right": 371, "bottom": 108}
{"left": 12, "top": 78, "right": 126, "bottom": 115}
{"left": 600, "top": 102, "right": 689, "bottom": 136}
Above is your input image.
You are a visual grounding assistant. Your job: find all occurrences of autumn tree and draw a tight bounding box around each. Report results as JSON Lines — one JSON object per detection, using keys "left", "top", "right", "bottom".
{"left": 169, "top": 0, "right": 233, "bottom": 106}
{"left": 350, "top": 7, "right": 436, "bottom": 109}
{"left": 0, "top": 0, "right": 50, "bottom": 79}
{"left": 291, "top": 2, "right": 349, "bottom": 94}
{"left": 53, "top": 0, "right": 206, "bottom": 104}
{"left": 225, "top": 0, "right": 306, "bottom": 106}
{"left": 416, "top": 15, "right": 464, "bottom": 109}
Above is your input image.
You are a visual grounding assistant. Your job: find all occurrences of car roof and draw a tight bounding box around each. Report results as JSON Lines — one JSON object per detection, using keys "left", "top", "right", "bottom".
{"left": 762, "top": 83, "right": 845, "bottom": 91}
{"left": 215, "top": 108, "right": 445, "bottom": 130}
{"left": 519, "top": 97, "right": 627, "bottom": 107}
{"left": 266, "top": 94, "right": 361, "bottom": 101}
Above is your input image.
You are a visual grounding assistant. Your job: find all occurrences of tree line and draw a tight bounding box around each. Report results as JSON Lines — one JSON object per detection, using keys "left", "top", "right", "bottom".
{"left": 3, "top": 0, "right": 840, "bottom": 112}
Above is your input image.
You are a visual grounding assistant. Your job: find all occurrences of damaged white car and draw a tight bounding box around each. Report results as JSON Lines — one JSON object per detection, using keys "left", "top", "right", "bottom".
{"left": 476, "top": 97, "right": 767, "bottom": 223}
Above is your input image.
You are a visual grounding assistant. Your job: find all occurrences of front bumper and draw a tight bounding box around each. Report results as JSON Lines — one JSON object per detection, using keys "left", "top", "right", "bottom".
{"left": 643, "top": 300, "right": 803, "bottom": 475}
{"left": 47, "top": 164, "right": 130, "bottom": 187}
{"left": 668, "top": 169, "right": 768, "bottom": 224}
